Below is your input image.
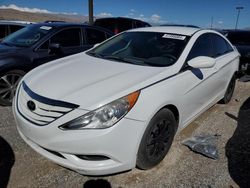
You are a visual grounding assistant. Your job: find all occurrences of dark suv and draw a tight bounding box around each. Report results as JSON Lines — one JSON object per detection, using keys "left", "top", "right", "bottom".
{"left": 0, "top": 20, "right": 33, "bottom": 40}
{"left": 0, "top": 22, "right": 113, "bottom": 105}
{"left": 222, "top": 30, "right": 250, "bottom": 75}
{"left": 94, "top": 17, "right": 151, "bottom": 34}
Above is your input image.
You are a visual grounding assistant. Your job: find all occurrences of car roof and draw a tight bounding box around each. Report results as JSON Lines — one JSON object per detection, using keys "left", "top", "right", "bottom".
{"left": 160, "top": 24, "right": 200, "bottom": 28}
{"left": 95, "top": 17, "right": 149, "bottom": 23}
{"left": 128, "top": 26, "right": 201, "bottom": 36}
{"left": 0, "top": 20, "right": 34, "bottom": 25}
{"left": 29, "top": 22, "right": 114, "bottom": 34}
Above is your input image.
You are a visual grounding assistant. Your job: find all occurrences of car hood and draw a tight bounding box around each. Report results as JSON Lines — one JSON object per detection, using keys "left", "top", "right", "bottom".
{"left": 24, "top": 52, "right": 178, "bottom": 110}
{"left": 0, "top": 43, "right": 23, "bottom": 56}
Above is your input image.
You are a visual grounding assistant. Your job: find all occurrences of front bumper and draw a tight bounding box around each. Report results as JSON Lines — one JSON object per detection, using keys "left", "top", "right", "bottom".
{"left": 13, "top": 99, "right": 145, "bottom": 175}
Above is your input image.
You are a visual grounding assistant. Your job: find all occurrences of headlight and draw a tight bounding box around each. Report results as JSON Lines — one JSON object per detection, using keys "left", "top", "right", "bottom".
{"left": 59, "top": 91, "right": 140, "bottom": 130}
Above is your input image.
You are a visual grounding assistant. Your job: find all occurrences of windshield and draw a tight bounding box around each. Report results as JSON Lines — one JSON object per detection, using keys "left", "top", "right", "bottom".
{"left": 2, "top": 25, "right": 52, "bottom": 47}
{"left": 87, "top": 31, "right": 189, "bottom": 67}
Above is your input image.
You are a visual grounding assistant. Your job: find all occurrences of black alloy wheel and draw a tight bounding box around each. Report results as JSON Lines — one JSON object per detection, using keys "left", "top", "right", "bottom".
{"left": 0, "top": 70, "right": 25, "bottom": 106}
{"left": 137, "top": 108, "right": 177, "bottom": 170}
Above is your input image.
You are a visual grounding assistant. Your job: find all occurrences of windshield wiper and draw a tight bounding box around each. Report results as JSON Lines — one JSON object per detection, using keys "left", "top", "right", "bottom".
{"left": 102, "top": 55, "right": 144, "bottom": 65}
{"left": 142, "top": 61, "right": 168, "bottom": 67}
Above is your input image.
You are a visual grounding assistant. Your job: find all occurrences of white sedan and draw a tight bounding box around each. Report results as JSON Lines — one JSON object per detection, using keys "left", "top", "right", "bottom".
{"left": 13, "top": 26, "right": 239, "bottom": 175}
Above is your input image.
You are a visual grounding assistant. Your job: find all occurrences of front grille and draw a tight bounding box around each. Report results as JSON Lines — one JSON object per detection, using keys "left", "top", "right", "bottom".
{"left": 17, "top": 82, "right": 79, "bottom": 126}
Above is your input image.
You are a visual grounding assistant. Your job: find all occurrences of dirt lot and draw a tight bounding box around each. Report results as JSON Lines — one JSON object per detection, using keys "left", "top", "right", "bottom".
{"left": 0, "top": 79, "right": 250, "bottom": 188}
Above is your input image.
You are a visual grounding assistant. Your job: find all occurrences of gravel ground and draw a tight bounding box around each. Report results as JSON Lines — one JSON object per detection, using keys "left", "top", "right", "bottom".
{"left": 0, "top": 80, "right": 250, "bottom": 188}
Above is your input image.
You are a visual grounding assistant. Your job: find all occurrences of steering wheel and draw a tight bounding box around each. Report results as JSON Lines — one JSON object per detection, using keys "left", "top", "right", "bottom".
{"left": 162, "top": 54, "right": 177, "bottom": 61}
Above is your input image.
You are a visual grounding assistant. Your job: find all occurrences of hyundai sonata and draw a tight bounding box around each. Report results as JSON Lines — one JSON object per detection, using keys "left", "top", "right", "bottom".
{"left": 13, "top": 26, "right": 239, "bottom": 175}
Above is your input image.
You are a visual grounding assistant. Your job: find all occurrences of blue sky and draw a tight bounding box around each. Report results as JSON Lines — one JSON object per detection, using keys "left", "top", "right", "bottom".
{"left": 0, "top": 0, "right": 249, "bottom": 29}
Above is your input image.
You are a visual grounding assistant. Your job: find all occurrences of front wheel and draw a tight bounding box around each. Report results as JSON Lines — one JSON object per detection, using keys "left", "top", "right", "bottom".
{"left": 136, "top": 108, "right": 177, "bottom": 170}
{"left": 0, "top": 70, "right": 25, "bottom": 106}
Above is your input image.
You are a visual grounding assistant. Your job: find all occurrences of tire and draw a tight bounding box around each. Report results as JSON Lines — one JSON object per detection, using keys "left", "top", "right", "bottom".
{"left": 136, "top": 108, "right": 177, "bottom": 170}
{"left": 220, "top": 75, "right": 236, "bottom": 104}
{"left": 0, "top": 70, "right": 25, "bottom": 106}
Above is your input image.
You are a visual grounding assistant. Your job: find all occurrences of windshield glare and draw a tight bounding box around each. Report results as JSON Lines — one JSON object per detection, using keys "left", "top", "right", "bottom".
{"left": 2, "top": 25, "right": 52, "bottom": 47}
{"left": 88, "top": 32, "right": 189, "bottom": 67}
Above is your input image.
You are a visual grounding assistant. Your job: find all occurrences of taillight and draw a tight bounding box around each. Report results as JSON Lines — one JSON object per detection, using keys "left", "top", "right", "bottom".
{"left": 114, "top": 28, "right": 119, "bottom": 34}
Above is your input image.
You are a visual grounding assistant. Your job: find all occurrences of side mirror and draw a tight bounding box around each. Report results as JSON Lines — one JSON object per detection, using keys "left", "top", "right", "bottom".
{"left": 187, "top": 56, "right": 216, "bottom": 69}
{"left": 49, "top": 43, "right": 62, "bottom": 55}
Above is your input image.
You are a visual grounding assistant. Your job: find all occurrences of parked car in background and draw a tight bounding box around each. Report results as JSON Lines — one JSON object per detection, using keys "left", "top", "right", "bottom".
{"left": 94, "top": 17, "right": 151, "bottom": 34}
{"left": 14, "top": 26, "right": 239, "bottom": 175}
{"left": 0, "top": 22, "right": 113, "bottom": 105}
{"left": 0, "top": 20, "right": 33, "bottom": 40}
{"left": 221, "top": 29, "right": 250, "bottom": 75}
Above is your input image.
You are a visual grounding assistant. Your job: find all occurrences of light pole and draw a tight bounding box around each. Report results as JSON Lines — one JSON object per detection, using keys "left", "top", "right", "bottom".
{"left": 88, "top": 0, "right": 94, "bottom": 25}
{"left": 235, "top": 6, "right": 244, "bottom": 29}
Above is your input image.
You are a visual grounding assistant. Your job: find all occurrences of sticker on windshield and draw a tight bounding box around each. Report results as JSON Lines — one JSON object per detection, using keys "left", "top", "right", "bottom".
{"left": 40, "top": 26, "right": 52, "bottom": 30}
{"left": 162, "top": 34, "right": 186, "bottom": 40}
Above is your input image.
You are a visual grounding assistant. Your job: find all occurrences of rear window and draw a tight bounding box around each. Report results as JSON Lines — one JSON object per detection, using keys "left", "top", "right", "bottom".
{"left": 94, "top": 19, "right": 116, "bottom": 32}
{"left": 0, "top": 25, "right": 7, "bottom": 39}
{"left": 116, "top": 19, "right": 132, "bottom": 32}
{"left": 94, "top": 18, "right": 134, "bottom": 33}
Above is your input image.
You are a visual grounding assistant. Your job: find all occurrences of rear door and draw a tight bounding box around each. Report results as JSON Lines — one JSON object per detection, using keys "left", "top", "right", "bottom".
{"left": 210, "top": 33, "right": 236, "bottom": 93}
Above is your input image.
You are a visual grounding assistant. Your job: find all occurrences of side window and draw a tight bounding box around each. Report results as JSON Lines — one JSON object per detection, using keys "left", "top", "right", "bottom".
{"left": 211, "top": 34, "right": 231, "bottom": 57}
{"left": 187, "top": 34, "right": 212, "bottom": 61}
{"left": 135, "top": 21, "right": 143, "bottom": 28}
{"left": 226, "top": 40, "right": 234, "bottom": 52}
{"left": 50, "top": 28, "right": 81, "bottom": 47}
{"left": 9, "top": 25, "right": 24, "bottom": 34}
{"left": 0, "top": 25, "right": 7, "bottom": 39}
{"left": 39, "top": 41, "right": 49, "bottom": 50}
{"left": 85, "top": 28, "right": 106, "bottom": 45}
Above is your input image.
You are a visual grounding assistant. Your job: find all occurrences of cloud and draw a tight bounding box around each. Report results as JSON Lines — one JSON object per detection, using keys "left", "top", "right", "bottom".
{"left": 205, "top": 19, "right": 225, "bottom": 29}
{"left": 124, "top": 10, "right": 166, "bottom": 25}
{"left": 0, "top": 4, "right": 78, "bottom": 15}
{"left": 96, "top": 12, "right": 113, "bottom": 18}
{"left": 150, "top": 14, "right": 161, "bottom": 23}
{"left": 0, "top": 4, "right": 51, "bottom": 14}
{"left": 136, "top": 14, "right": 166, "bottom": 25}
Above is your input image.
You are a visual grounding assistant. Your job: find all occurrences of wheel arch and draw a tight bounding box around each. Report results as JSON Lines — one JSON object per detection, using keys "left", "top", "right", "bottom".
{"left": 161, "top": 104, "right": 179, "bottom": 126}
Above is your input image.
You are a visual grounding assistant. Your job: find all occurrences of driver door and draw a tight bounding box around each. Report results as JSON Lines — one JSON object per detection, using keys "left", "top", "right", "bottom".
{"left": 33, "top": 27, "right": 83, "bottom": 66}
{"left": 179, "top": 33, "right": 219, "bottom": 125}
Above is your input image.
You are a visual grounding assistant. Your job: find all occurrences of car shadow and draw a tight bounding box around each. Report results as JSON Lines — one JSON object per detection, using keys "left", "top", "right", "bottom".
{"left": 0, "top": 136, "right": 15, "bottom": 188}
{"left": 83, "top": 179, "right": 112, "bottom": 188}
{"left": 226, "top": 97, "right": 250, "bottom": 188}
